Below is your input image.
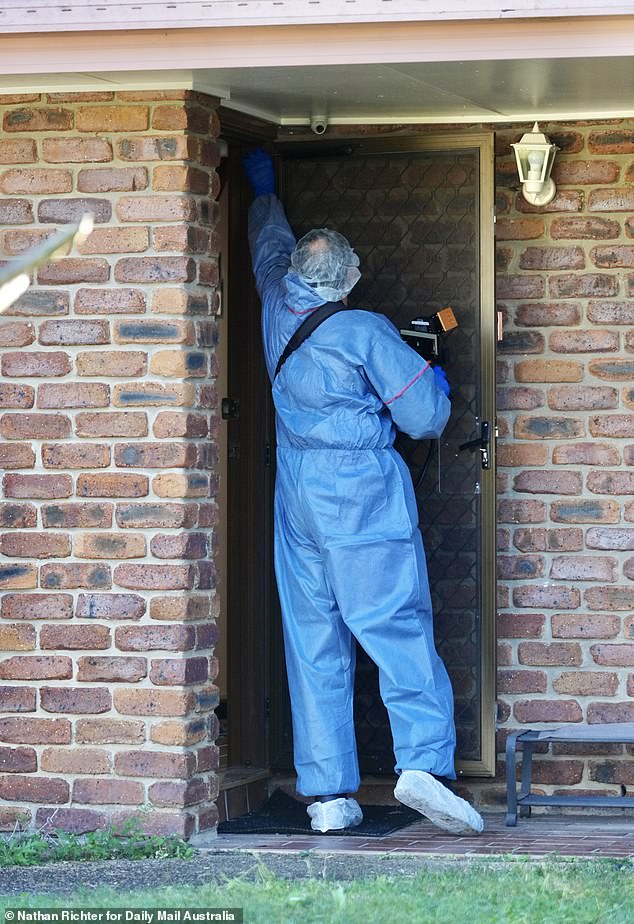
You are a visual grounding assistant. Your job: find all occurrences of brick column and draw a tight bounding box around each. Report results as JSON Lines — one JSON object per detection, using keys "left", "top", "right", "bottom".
{"left": 0, "top": 90, "right": 222, "bottom": 837}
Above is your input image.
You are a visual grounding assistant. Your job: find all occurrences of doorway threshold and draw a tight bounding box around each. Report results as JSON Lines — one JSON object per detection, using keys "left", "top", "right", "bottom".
{"left": 217, "top": 767, "right": 271, "bottom": 822}
{"left": 270, "top": 774, "right": 400, "bottom": 805}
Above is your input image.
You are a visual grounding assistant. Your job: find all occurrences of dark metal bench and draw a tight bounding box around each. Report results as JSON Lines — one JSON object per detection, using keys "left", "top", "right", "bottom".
{"left": 505, "top": 722, "right": 634, "bottom": 826}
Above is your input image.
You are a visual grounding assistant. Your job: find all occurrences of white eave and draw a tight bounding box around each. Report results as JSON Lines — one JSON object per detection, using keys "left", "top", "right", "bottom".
{"left": 1, "top": 0, "right": 634, "bottom": 33}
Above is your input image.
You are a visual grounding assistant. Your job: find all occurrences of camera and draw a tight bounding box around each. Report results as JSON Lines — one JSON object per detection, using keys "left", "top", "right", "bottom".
{"left": 400, "top": 306, "right": 458, "bottom": 363}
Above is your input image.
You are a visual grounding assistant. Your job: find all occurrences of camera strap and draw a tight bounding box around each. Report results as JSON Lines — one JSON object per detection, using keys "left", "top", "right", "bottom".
{"left": 274, "top": 300, "right": 349, "bottom": 379}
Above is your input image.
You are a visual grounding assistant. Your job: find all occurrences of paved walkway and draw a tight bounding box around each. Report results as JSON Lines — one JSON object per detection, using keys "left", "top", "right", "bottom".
{"left": 213, "top": 811, "right": 634, "bottom": 859}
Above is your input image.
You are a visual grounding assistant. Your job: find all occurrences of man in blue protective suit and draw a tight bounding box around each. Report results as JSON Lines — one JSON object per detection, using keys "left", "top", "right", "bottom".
{"left": 243, "top": 148, "right": 484, "bottom": 837}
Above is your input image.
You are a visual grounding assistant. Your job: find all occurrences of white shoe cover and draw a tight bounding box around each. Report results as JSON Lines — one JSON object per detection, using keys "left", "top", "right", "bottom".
{"left": 395, "top": 770, "right": 484, "bottom": 836}
{"left": 306, "top": 797, "right": 363, "bottom": 833}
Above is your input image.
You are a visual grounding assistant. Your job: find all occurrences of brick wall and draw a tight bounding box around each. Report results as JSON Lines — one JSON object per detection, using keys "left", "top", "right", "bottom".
{"left": 493, "top": 121, "right": 634, "bottom": 803}
{"left": 0, "top": 90, "right": 222, "bottom": 836}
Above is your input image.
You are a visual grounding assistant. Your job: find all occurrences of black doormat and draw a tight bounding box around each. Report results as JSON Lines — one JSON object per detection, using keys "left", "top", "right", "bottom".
{"left": 217, "top": 788, "right": 420, "bottom": 837}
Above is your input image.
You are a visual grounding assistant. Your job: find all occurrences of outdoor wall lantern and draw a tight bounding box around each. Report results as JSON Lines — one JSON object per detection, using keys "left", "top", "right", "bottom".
{"left": 511, "top": 122, "right": 559, "bottom": 206}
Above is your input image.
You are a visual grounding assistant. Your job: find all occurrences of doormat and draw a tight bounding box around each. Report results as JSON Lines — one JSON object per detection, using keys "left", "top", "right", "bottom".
{"left": 217, "top": 788, "right": 421, "bottom": 837}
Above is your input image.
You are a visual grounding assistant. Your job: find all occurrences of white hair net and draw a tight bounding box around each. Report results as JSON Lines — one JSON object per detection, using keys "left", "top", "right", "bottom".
{"left": 290, "top": 229, "right": 361, "bottom": 302}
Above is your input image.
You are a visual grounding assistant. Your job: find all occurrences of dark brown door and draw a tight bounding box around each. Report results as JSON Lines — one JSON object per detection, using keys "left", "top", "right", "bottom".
{"left": 271, "top": 135, "right": 497, "bottom": 778}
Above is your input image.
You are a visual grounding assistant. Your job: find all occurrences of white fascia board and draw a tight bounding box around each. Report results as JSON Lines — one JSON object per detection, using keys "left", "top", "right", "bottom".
{"left": 1, "top": 1, "right": 634, "bottom": 34}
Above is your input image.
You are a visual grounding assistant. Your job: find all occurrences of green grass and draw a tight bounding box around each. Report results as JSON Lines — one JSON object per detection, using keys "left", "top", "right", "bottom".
{"left": 1, "top": 858, "right": 631, "bottom": 924}
{"left": 0, "top": 822, "right": 194, "bottom": 866}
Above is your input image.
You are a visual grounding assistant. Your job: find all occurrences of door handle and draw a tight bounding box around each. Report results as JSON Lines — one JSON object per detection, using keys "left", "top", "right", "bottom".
{"left": 459, "top": 420, "right": 491, "bottom": 469}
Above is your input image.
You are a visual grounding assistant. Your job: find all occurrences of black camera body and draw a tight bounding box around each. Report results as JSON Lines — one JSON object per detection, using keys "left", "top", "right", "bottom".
{"left": 400, "top": 306, "right": 457, "bottom": 363}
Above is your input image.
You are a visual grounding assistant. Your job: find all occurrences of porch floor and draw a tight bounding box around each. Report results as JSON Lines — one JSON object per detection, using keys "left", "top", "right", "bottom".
{"left": 212, "top": 811, "right": 634, "bottom": 859}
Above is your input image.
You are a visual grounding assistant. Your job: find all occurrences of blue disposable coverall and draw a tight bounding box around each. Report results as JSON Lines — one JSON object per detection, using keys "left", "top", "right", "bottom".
{"left": 248, "top": 194, "right": 457, "bottom": 797}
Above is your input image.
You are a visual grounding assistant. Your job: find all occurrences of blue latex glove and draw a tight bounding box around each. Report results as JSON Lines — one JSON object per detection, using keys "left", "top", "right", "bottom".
{"left": 243, "top": 148, "right": 275, "bottom": 197}
{"left": 433, "top": 365, "right": 451, "bottom": 397}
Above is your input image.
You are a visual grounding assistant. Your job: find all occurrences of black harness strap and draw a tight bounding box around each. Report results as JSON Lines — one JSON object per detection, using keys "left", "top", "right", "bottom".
{"left": 274, "top": 300, "right": 348, "bottom": 379}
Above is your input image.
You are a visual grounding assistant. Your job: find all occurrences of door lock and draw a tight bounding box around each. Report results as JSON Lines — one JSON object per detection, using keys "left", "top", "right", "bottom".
{"left": 459, "top": 420, "right": 491, "bottom": 469}
{"left": 221, "top": 397, "right": 240, "bottom": 420}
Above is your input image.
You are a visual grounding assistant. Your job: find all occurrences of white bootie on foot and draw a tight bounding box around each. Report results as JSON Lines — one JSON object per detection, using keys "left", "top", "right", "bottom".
{"left": 306, "top": 797, "right": 363, "bottom": 833}
{"left": 395, "top": 770, "right": 484, "bottom": 836}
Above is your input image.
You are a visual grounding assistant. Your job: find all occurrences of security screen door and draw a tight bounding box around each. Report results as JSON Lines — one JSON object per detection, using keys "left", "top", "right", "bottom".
{"left": 272, "top": 135, "right": 496, "bottom": 777}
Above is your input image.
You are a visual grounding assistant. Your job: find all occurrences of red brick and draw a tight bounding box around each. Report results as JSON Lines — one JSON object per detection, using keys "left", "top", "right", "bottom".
{"left": 584, "top": 586, "right": 634, "bottom": 610}
{"left": 512, "top": 585, "right": 580, "bottom": 609}
{"left": 0, "top": 198, "right": 33, "bottom": 224}
{"left": 37, "top": 382, "right": 110, "bottom": 409}
{"left": 548, "top": 386, "right": 617, "bottom": 411}
{"left": 497, "top": 555, "right": 544, "bottom": 580}
{"left": 149, "top": 350, "right": 208, "bottom": 378}
{"left": 116, "top": 197, "right": 198, "bottom": 223}
{"left": 0, "top": 385, "right": 35, "bottom": 410}
{"left": 76, "top": 351, "right": 147, "bottom": 379}
{"left": 40, "top": 624, "right": 110, "bottom": 650}
{"left": 76, "top": 106, "right": 149, "bottom": 132}
{"left": 515, "top": 359, "right": 582, "bottom": 383}
{"left": 3, "top": 229, "right": 54, "bottom": 255}
{"left": 586, "top": 526, "right": 634, "bottom": 550}
{"left": 591, "top": 244, "right": 634, "bottom": 268}
{"left": 113, "top": 688, "right": 196, "bottom": 716}
{"left": 116, "top": 135, "right": 195, "bottom": 162}
{"left": 0, "top": 624, "right": 35, "bottom": 651}
{"left": 3, "top": 473, "right": 72, "bottom": 499}
{"left": 42, "top": 137, "right": 113, "bottom": 163}
{"left": 513, "top": 699, "right": 583, "bottom": 724}
{"left": 0, "top": 716, "right": 70, "bottom": 743}
{"left": 151, "top": 287, "right": 209, "bottom": 315}
{"left": 519, "top": 246, "right": 585, "bottom": 271}
{"left": 75, "top": 593, "right": 145, "bottom": 621}
{"left": 77, "top": 656, "right": 147, "bottom": 684}
{"left": 152, "top": 473, "right": 209, "bottom": 498}
{"left": 551, "top": 499, "right": 620, "bottom": 524}
{"left": 152, "top": 412, "right": 209, "bottom": 440}
{"left": 553, "top": 672, "right": 619, "bottom": 696}
{"left": 1, "top": 351, "right": 71, "bottom": 377}
{"left": 79, "top": 228, "right": 149, "bottom": 258}
{"left": 518, "top": 642, "right": 582, "bottom": 666}
{"left": 38, "top": 199, "right": 111, "bottom": 225}
{"left": 42, "top": 503, "right": 112, "bottom": 529}
{"left": 0, "top": 532, "right": 70, "bottom": 559}
{"left": 113, "top": 382, "right": 195, "bottom": 408}
{"left": 590, "top": 643, "right": 634, "bottom": 667}
{"left": 588, "top": 471, "right": 634, "bottom": 495}
{"left": 114, "top": 749, "right": 195, "bottom": 779}
{"left": 41, "top": 748, "right": 111, "bottom": 775}
{"left": 588, "top": 187, "right": 634, "bottom": 210}
{"left": 10, "top": 289, "right": 69, "bottom": 316}
{"left": 590, "top": 415, "right": 634, "bottom": 438}
{"left": 116, "top": 503, "right": 197, "bottom": 529}
{"left": 150, "top": 658, "right": 209, "bottom": 686}
{"left": 39, "top": 319, "right": 109, "bottom": 345}
{"left": 552, "top": 612, "right": 620, "bottom": 639}
{"left": 4, "top": 108, "right": 72, "bottom": 133}
{"left": 74, "top": 288, "right": 146, "bottom": 314}
{"left": 40, "top": 563, "right": 111, "bottom": 590}
{"left": 0, "top": 655, "right": 72, "bottom": 681}
{"left": 111, "top": 810, "right": 196, "bottom": 839}
{"left": 513, "top": 471, "right": 581, "bottom": 495}
{"left": 550, "top": 330, "right": 619, "bottom": 354}
{"left": 42, "top": 443, "right": 110, "bottom": 470}
{"left": 152, "top": 164, "right": 209, "bottom": 193}
{"left": 0, "top": 139, "right": 37, "bottom": 163}
{"left": 150, "top": 533, "right": 208, "bottom": 560}
{"left": 497, "top": 387, "right": 543, "bottom": 411}
{"left": 0, "top": 746, "right": 37, "bottom": 772}
{"left": 588, "top": 301, "right": 634, "bottom": 325}
{"left": 150, "top": 595, "right": 212, "bottom": 622}
{"left": 113, "top": 564, "right": 195, "bottom": 591}
{"left": 75, "top": 533, "right": 146, "bottom": 560}
{"left": 114, "top": 442, "right": 196, "bottom": 469}
{"left": 152, "top": 104, "right": 209, "bottom": 132}
{"left": 0, "top": 775, "right": 69, "bottom": 804}
{"left": 73, "top": 778, "right": 144, "bottom": 805}
{"left": 114, "top": 257, "right": 196, "bottom": 285}
{"left": 148, "top": 778, "right": 208, "bottom": 808}
{"left": 150, "top": 719, "right": 208, "bottom": 747}
{"left": 497, "top": 499, "right": 546, "bottom": 523}
{"left": 75, "top": 412, "right": 148, "bottom": 439}
{"left": 115, "top": 625, "right": 195, "bottom": 652}
{"left": 34, "top": 806, "right": 106, "bottom": 835}
{"left": 497, "top": 612, "right": 545, "bottom": 639}
{"left": 0, "top": 563, "right": 37, "bottom": 590}
{"left": 0, "top": 686, "right": 36, "bottom": 713}
{"left": 514, "top": 416, "right": 584, "bottom": 440}
{"left": 37, "top": 259, "right": 110, "bottom": 286}
{"left": 77, "top": 167, "right": 148, "bottom": 193}
{"left": 0, "top": 320, "right": 35, "bottom": 347}
{"left": 588, "top": 702, "right": 634, "bottom": 724}
{"left": 75, "top": 718, "right": 145, "bottom": 744}
{"left": 495, "top": 217, "right": 545, "bottom": 240}
{"left": 76, "top": 473, "right": 149, "bottom": 498}
{"left": 0, "top": 414, "right": 70, "bottom": 440}
{"left": 515, "top": 302, "right": 581, "bottom": 328}
{"left": 1, "top": 593, "right": 72, "bottom": 621}
{"left": 0, "top": 168, "right": 71, "bottom": 195}
{"left": 550, "top": 555, "right": 617, "bottom": 582}
{"left": 40, "top": 686, "right": 111, "bottom": 714}
{"left": 515, "top": 527, "right": 583, "bottom": 553}
{"left": 553, "top": 442, "right": 620, "bottom": 466}
{"left": 0, "top": 503, "right": 37, "bottom": 529}
{"left": 0, "top": 444, "right": 35, "bottom": 469}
